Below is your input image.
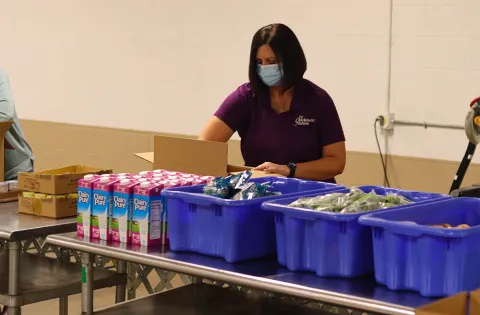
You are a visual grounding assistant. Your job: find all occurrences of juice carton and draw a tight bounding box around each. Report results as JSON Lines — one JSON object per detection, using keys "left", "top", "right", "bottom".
{"left": 131, "top": 181, "right": 165, "bottom": 246}
{"left": 152, "top": 173, "right": 164, "bottom": 180}
{"left": 138, "top": 171, "right": 152, "bottom": 177}
{"left": 77, "top": 174, "right": 100, "bottom": 237}
{"left": 180, "top": 178, "right": 195, "bottom": 186}
{"left": 193, "top": 176, "right": 211, "bottom": 185}
{"left": 168, "top": 179, "right": 181, "bottom": 187}
{"left": 91, "top": 177, "right": 120, "bottom": 240}
{"left": 164, "top": 180, "right": 181, "bottom": 188}
{"left": 112, "top": 179, "right": 140, "bottom": 243}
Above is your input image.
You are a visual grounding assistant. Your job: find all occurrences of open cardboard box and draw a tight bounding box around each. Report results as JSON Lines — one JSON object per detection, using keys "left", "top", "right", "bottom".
{"left": 135, "top": 135, "right": 283, "bottom": 178}
{"left": 415, "top": 289, "right": 480, "bottom": 315}
{"left": 18, "top": 165, "right": 112, "bottom": 195}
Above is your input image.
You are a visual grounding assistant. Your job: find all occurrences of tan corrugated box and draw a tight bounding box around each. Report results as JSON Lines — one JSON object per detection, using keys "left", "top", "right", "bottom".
{"left": 415, "top": 289, "right": 480, "bottom": 315}
{"left": 18, "top": 165, "right": 112, "bottom": 195}
{"left": 18, "top": 195, "right": 77, "bottom": 218}
{"left": 135, "top": 135, "right": 282, "bottom": 178}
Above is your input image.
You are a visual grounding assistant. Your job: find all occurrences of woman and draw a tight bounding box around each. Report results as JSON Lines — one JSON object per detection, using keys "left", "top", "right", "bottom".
{"left": 199, "top": 24, "right": 345, "bottom": 182}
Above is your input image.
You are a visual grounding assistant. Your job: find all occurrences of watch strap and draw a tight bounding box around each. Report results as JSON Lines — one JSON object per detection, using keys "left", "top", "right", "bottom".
{"left": 287, "top": 162, "right": 296, "bottom": 178}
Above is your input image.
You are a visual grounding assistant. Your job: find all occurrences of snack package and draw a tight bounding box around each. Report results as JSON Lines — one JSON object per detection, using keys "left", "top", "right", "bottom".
{"left": 227, "top": 171, "right": 252, "bottom": 191}
{"left": 258, "top": 181, "right": 280, "bottom": 197}
{"left": 202, "top": 171, "right": 280, "bottom": 200}
{"left": 231, "top": 182, "right": 259, "bottom": 200}
{"left": 202, "top": 177, "right": 230, "bottom": 198}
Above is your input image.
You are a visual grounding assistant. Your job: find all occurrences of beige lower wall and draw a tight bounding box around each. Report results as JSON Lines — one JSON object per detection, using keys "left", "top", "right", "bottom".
{"left": 20, "top": 119, "right": 480, "bottom": 194}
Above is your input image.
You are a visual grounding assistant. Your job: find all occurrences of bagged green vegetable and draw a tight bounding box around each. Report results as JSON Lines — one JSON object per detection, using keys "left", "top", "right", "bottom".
{"left": 289, "top": 193, "right": 344, "bottom": 209}
{"left": 287, "top": 187, "right": 413, "bottom": 214}
{"left": 340, "top": 190, "right": 382, "bottom": 214}
{"left": 345, "top": 187, "right": 366, "bottom": 203}
{"left": 382, "top": 193, "right": 411, "bottom": 206}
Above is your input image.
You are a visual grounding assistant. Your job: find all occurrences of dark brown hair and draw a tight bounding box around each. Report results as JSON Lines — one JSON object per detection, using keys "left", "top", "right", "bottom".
{"left": 249, "top": 23, "right": 307, "bottom": 93}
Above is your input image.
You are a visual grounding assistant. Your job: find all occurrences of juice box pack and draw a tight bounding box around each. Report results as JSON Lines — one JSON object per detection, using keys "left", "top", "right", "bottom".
{"left": 77, "top": 169, "right": 214, "bottom": 242}
{"left": 132, "top": 181, "right": 165, "bottom": 246}
{"left": 91, "top": 176, "right": 119, "bottom": 240}
{"left": 77, "top": 175, "right": 100, "bottom": 237}
{"left": 112, "top": 179, "right": 140, "bottom": 243}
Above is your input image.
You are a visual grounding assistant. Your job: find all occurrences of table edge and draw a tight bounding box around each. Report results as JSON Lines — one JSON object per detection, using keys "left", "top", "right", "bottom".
{"left": 46, "top": 234, "right": 417, "bottom": 315}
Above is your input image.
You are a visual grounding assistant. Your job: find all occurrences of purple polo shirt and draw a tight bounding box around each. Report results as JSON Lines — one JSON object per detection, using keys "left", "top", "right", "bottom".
{"left": 214, "top": 79, "right": 345, "bottom": 182}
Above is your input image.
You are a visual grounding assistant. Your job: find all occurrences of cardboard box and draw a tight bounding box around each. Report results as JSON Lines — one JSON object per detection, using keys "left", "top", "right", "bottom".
{"left": 0, "top": 121, "right": 13, "bottom": 182}
{"left": 18, "top": 195, "right": 77, "bottom": 218}
{"left": 18, "top": 165, "right": 112, "bottom": 195}
{"left": 135, "top": 135, "right": 282, "bottom": 178}
{"left": 415, "top": 289, "right": 480, "bottom": 315}
{"left": 471, "top": 289, "right": 480, "bottom": 314}
{"left": 0, "top": 191, "right": 19, "bottom": 203}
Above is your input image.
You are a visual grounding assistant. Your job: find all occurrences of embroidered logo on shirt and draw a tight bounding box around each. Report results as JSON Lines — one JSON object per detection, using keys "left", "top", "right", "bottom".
{"left": 294, "top": 115, "right": 315, "bottom": 126}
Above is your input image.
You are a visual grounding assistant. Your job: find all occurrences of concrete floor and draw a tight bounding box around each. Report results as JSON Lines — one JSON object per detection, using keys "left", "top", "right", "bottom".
{"left": 20, "top": 270, "right": 186, "bottom": 314}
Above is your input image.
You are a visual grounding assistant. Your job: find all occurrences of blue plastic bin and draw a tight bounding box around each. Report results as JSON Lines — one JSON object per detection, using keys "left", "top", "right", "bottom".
{"left": 161, "top": 177, "right": 343, "bottom": 263}
{"left": 261, "top": 186, "right": 450, "bottom": 278}
{"left": 359, "top": 198, "right": 480, "bottom": 297}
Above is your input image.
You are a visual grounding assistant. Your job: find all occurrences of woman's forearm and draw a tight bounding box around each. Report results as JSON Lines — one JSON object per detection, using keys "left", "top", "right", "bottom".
{"left": 295, "top": 157, "right": 345, "bottom": 181}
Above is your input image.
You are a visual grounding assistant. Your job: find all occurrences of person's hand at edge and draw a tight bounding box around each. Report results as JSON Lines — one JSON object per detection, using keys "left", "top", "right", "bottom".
{"left": 254, "top": 162, "right": 290, "bottom": 177}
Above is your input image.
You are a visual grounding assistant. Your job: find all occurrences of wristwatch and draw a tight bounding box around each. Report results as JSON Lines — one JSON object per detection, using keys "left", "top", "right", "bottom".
{"left": 287, "top": 162, "right": 297, "bottom": 178}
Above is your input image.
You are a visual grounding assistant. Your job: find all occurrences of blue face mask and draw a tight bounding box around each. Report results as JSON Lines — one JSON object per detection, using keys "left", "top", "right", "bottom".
{"left": 257, "top": 64, "right": 283, "bottom": 87}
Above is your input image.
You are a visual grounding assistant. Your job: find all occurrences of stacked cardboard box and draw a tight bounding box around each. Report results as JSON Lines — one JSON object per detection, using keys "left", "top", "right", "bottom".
{"left": 18, "top": 165, "right": 112, "bottom": 218}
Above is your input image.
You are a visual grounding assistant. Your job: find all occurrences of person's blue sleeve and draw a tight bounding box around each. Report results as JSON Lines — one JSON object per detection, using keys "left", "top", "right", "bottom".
{"left": 0, "top": 70, "right": 15, "bottom": 121}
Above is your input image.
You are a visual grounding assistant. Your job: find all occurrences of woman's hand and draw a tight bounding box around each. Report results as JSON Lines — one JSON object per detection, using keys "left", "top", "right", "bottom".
{"left": 254, "top": 162, "right": 290, "bottom": 177}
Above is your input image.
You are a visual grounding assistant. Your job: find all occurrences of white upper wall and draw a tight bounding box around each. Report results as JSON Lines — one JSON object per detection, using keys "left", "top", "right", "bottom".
{"left": 0, "top": 0, "right": 479, "bottom": 162}
{"left": 390, "top": 0, "right": 480, "bottom": 162}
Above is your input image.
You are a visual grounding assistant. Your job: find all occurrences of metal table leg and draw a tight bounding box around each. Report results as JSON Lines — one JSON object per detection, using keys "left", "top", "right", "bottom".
{"left": 191, "top": 277, "right": 203, "bottom": 285}
{"left": 81, "top": 252, "right": 93, "bottom": 315}
{"left": 7, "top": 241, "right": 21, "bottom": 315}
{"left": 115, "top": 260, "right": 126, "bottom": 303}
{"left": 126, "top": 263, "right": 136, "bottom": 300}
{"left": 59, "top": 249, "right": 70, "bottom": 315}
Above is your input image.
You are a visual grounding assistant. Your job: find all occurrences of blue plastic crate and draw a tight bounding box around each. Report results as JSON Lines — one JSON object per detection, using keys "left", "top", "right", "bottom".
{"left": 261, "top": 186, "right": 450, "bottom": 278}
{"left": 359, "top": 198, "right": 480, "bottom": 297}
{"left": 161, "top": 177, "right": 343, "bottom": 263}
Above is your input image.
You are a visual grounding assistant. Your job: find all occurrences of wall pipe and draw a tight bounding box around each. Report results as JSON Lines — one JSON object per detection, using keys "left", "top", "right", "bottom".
{"left": 383, "top": 0, "right": 394, "bottom": 186}
{"left": 393, "top": 120, "right": 464, "bottom": 131}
